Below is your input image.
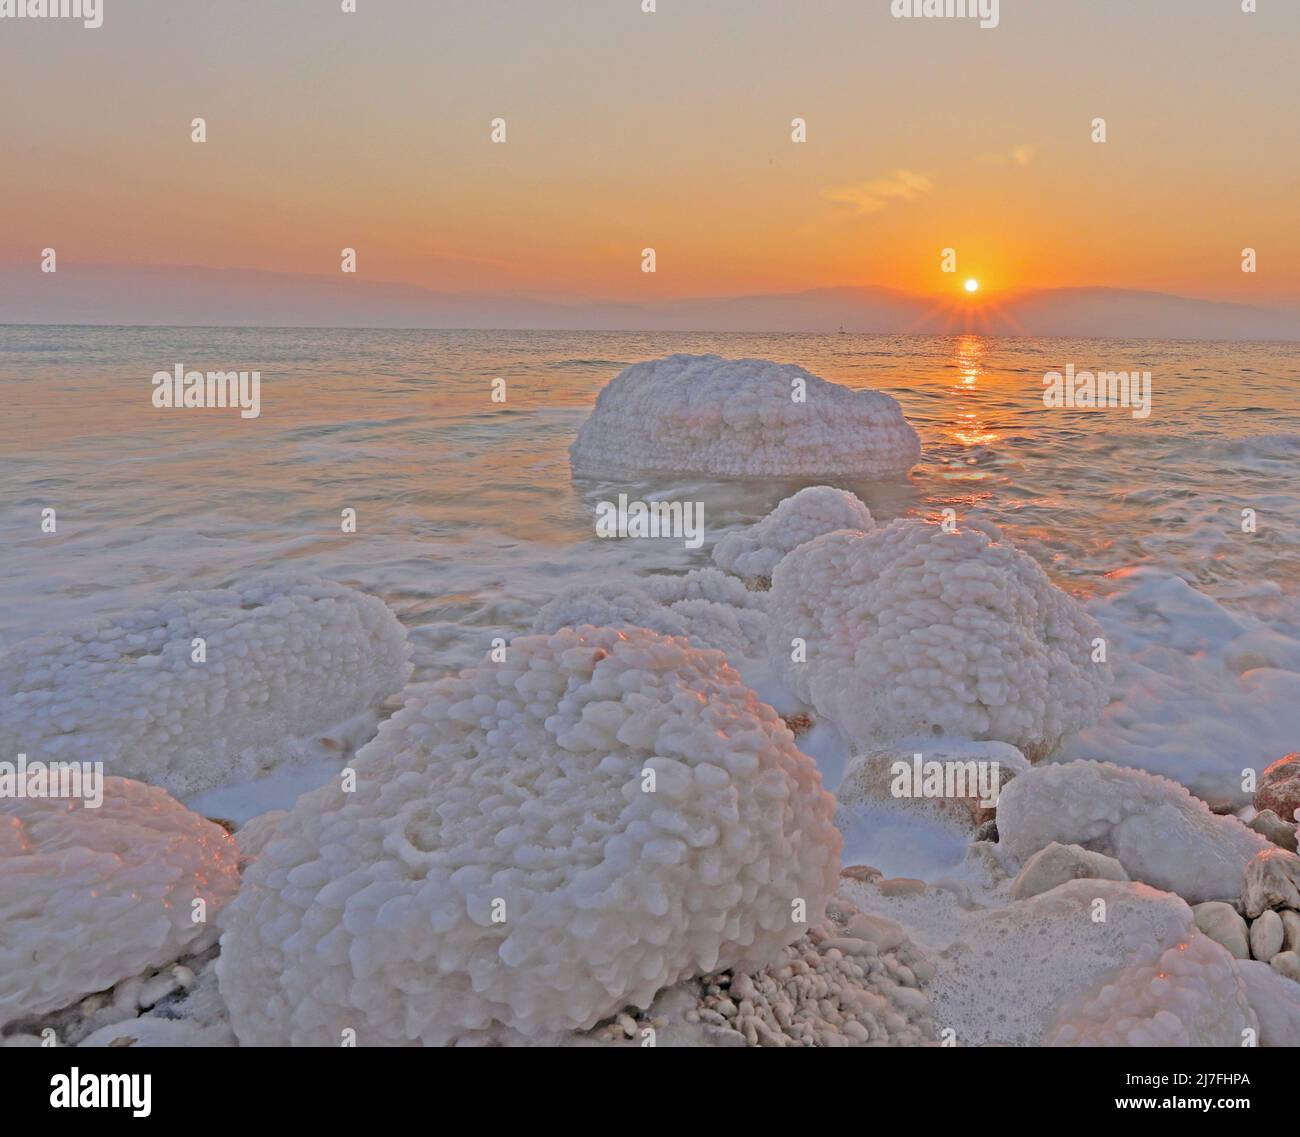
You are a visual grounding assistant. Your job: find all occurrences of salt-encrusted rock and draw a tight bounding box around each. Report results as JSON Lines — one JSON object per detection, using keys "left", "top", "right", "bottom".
{"left": 641, "top": 568, "right": 763, "bottom": 611}
{"left": 218, "top": 626, "right": 842, "bottom": 1046}
{"left": 767, "top": 520, "right": 1110, "bottom": 760}
{"left": 1193, "top": 902, "right": 1251, "bottom": 960}
{"left": 703, "top": 913, "right": 935, "bottom": 1047}
{"left": 1283, "top": 910, "right": 1300, "bottom": 953}
{"left": 1271, "top": 952, "right": 1300, "bottom": 983}
{"left": 1249, "top": 809, "right": 1298, "bottom": 852}
{"left": 532, "top": 580, "right": 768, "bottom": 666}
{"left": 845, "top": 912, "right": 907, "bottom": 953}
{"left": 78, "top": 1018, "right": 231, "bottom": 1047}
{"left": 1255, "top": 753, "right": 1300, "bottom": 823}
{"left": 1009, "top": 842, "right": 1130, "bottom": 902}
{"left": 570, "top": 355, "right": 921, "bottom": 480}
{"left": 1241, "top": 847, "right": 1300, "bottom": 917}
{"left": 1250, "top": 909, "right": 1285, "bottom": 962}
{"left": 0, "top": 577, "right": 412, "bottom": 799}
{"left": 1237, "top": 960, "right": 1300, "bottom": 1044}
{"left": 713, "top": 486, "right": 874, "bottom": 584}
{"left": 533, "top": 583, "right": 688, "bottom": 640}
{"left": 1047, "top": 930, "right": 1258, "bottom": 1047}
{"left": 927, "top": 880, "right": 1256, "bottom": 1047}
{"left": 233, "top": 810, "right": 287, "bottom": 867}
{"left": 998, "top": 761, "right": 1271, "bottom": 904}
{"left": 0, "top": 778, "right": 239, "bottom": 1028}
{"left": 838, "top": 739, "right": 1029, "bottom": 833}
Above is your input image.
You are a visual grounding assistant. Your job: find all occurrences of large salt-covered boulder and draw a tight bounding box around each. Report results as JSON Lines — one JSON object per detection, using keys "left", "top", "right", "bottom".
{"left": 713, "top": 486, "right": 874, "bottom": 584}
{"left": 570, "top": 355, "right": 920, "bottom": 479}
{"left": 218, "top": 625, "right": 841, "bottom": 1046}
{"left": 928, "top": 879, "right": 1257, "bottom": 1046}
{"left": 0, "top": 577, "right": 412, "bottom": 799}
{"left": 0, "top": 777, "right": 240, "bottom": 1028}
{"left": 766, "top": 520, "right": 1110, "bottom": 759}
{"left": 998, "top": 760, "right": 1271, "bottom": 904}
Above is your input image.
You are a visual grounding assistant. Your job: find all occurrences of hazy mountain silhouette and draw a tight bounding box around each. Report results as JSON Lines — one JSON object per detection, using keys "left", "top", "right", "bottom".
{"left": 3, "top": 264, "right": 1297, "bottom": 342}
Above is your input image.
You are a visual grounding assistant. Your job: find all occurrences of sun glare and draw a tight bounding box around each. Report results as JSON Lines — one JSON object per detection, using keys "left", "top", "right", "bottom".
{"left": 964, "top": 278, "right": 980, "bottom": 293}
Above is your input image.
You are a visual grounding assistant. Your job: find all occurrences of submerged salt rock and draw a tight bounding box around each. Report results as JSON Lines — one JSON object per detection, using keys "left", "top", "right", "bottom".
{"left": 1193, "top": 902, "right": 1251, "bottom": 960}
{"left": 713, "top": 486, "right": 874, "bottom": 584}
{"left": 0, "top": 778, "right": 240, "bottom": 1028}
{"left": 532, "top": 580, "right": 767, "bottom": 665}
{"left": 0, "top": 577, "right": 412, "bottom": 799}
{"left": 1009, "top": 842, "right": 1130, "bottom": 902}
{"left": 570, "top": 355, "right": 920, "bottom": 479}
{"left": 928, "top": 879, "right": 1255, "bottom": 1047}
{"left": 641, "top": 568, "right": 763, "bottom": 611}
{"left": 1256, "top": 754, "right": 1300, "bottom": 823}
{"left": 998, "top": 760, "right": 1271, "bottom": 904}
{"left": 767, "top": 520, "right": 1110, "bottom": 759}
{"left": 218, "top": 625, "right": 842, "bottom": 1046}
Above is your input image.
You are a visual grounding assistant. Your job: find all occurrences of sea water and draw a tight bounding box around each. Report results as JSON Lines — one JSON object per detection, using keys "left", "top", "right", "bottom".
{"left": 3, "top": 325, "right": 1297, "bottom": 873}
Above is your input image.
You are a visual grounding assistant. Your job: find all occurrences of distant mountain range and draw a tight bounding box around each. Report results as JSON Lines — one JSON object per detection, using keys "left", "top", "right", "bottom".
{"left": 3, "top": 264, "right": 1298, "bottom": 342}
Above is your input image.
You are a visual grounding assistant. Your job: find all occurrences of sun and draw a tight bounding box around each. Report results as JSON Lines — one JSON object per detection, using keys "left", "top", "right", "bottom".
{"left": 964, "top": 278, "right": 980, "bottom": 293}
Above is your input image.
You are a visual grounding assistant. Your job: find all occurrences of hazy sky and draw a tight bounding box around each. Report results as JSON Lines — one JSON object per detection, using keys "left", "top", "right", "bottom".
{"left": 2, "top": 0, "right": 1297, "bottom": 302}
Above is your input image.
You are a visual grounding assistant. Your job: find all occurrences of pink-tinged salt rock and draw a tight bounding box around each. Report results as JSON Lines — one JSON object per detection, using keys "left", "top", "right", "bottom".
{"left": 1256, "top": 754, "right": 1300, "bottom": 824}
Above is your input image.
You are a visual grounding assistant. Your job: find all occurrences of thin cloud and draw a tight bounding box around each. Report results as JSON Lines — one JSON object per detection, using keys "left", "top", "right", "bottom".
{"left": 979, "top": 143, "right": 1035, "bottom": 167}
{"left": 823, "top": 170, "right": 933, "bottom": 214}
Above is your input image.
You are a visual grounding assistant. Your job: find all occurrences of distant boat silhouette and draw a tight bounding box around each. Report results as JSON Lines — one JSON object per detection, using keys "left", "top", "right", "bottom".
{"left": 838, "top": 324, "right": 845, "bottom": 334}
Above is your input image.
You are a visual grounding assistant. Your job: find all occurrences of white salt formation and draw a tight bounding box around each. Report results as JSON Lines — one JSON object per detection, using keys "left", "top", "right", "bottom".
{"left": 927, "top": 880, "right": 1257, "bottom": 1047}
{"left": 713, "top": 485, "right": 874, "bottom": 584}
{"left": 1046, "top": 929, "right": 1257, "bottom": 1046}
{"left": 0, "top": 777, "right": 240, "bottom": 1028}
{"left": 642, "top": 567, "right": 762, "bottom": 610}
{"left": 997, "top": 760, "right": 1271, "bottom": 904}
{"left": 629, "top": 898, "right": 936, "bottom": 1047}
{"left": 0, "top": 577, "right": 412, "bottom": 799}
{"left": 767, "top": 520, "right": 1110, "bottom": 759}
{"left": 569, "top": 355, "right": 920, "bottom": 479}
{"left": 218, "top": 626, "right": 842, "bottom": 1046}
{"left": 532, "top": 578, "right": 768, "bottom": 666}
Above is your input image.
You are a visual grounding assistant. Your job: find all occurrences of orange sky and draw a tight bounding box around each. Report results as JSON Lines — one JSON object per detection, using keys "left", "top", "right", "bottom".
{"left": 2, "top": 0, "right": 1297, "bottom": 303}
